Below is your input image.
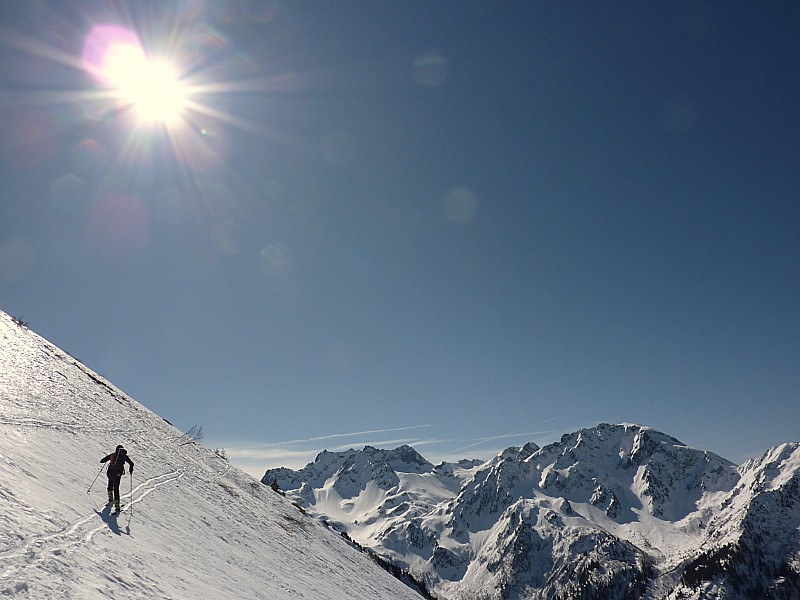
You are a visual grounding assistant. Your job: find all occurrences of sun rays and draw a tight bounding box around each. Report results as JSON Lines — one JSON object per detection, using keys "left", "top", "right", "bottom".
{"left": 0, "top": 13, "right": 276, "bottom": 174}
{"left": 0, "top": 7, "right": 292, "bottom": 271}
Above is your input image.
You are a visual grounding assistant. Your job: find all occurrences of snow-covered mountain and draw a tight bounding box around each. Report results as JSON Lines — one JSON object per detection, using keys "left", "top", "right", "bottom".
{"left": 0, "top": 310, "right": 423, "bottom": 599}
{"left": 264, "top": 425, "right": 800, "bottom": 599}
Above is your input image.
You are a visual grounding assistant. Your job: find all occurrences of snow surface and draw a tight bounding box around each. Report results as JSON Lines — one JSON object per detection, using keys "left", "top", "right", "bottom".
{"left": 0, "top": 311, "right": 423, "bottom": 599}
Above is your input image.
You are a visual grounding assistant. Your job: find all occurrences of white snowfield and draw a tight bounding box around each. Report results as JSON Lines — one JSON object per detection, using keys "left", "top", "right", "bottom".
{"left": 0, "top": 311, "right": 423, "bottom": 600}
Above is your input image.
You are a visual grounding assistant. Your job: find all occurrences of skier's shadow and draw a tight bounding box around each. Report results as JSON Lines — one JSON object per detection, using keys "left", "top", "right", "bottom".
{"left": 96, "top": 504, "right": 130, "bottom": 536}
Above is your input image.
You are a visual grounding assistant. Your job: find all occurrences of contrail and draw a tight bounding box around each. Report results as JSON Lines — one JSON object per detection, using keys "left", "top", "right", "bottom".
{"left": 448, "top": 417, "right": 559, "bottom": 454}
{"left": 226, "top": 424, "right": 433, "bottom": 450}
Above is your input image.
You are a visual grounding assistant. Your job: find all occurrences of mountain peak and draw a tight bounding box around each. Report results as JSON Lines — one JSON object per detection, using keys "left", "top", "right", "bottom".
{"left": 361, "top": 444, "right": 432, "bottom": 471}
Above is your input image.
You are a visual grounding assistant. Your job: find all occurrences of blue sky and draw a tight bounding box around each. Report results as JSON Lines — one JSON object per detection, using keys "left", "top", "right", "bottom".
{"left": 1, "top": 1, "right": 798, "bottom": 477}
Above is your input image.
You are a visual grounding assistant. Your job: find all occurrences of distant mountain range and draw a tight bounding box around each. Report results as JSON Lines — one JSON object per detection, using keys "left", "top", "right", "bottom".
{"left": 263, "top": 424, "right": 800, "bottom": 599}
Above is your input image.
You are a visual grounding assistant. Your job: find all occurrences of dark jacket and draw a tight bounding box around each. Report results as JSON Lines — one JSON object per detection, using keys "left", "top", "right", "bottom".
{"left": 101, "top": 446, "right": 134, "bottom": 476}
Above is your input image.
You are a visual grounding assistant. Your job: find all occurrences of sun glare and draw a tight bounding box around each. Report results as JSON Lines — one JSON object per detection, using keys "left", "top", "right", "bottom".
{"left": 0, "top": 16, "right": 280, "bottom": 179}
{"left": 101, "top": 43, "right": 188, "bottom": 125}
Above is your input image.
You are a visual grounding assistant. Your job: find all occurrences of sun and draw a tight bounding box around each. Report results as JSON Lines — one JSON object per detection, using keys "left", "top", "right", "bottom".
{"left": 100, "top": 43, "right": 188, "bottom": 126}
{"left": 73, "top": 20, "right": 266, "bottom": 172}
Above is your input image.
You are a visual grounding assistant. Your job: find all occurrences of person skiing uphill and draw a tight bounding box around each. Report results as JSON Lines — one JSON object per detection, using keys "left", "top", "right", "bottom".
{"left": 101, "top": 445, "right": 134, "bottom": 512}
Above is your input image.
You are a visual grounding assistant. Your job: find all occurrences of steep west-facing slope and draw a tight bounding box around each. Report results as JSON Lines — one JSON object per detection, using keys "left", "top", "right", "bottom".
{"left": 0, "top": 310, "right": 423, "bottom": 599}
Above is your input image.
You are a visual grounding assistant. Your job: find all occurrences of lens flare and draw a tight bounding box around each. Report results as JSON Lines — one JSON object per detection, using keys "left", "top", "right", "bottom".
{"left": 413, "top": 52, "right": 448, "bottom": 87}
{"left": 0, "top": 109, "right": 58, "bottom": 169}
{"left": 259, "top": 242, "right": 292, "bottom": 278}
{"left": 443, "top": 186, "right": 479, "bottom": 223}
{"left": 50, "top": 174, "right": 87, "bottom": 213}
{"left": 86, "top": 194, "right": 149, "bottom": 256}
{"left": 70, "top": 139, "right": 109, "bottom": 180}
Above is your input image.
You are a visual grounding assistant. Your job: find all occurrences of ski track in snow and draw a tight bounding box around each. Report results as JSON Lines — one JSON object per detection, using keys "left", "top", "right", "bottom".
{"left": 0, "top": 468, "right": 186, "bottom": 580}
{"left": 0, "top": 448, "right": 235, "bottom": 569}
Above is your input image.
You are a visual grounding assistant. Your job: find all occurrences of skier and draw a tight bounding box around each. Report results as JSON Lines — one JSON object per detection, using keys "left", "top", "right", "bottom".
{"left": 101, "top": 445, "right": 134, "bottom": 512}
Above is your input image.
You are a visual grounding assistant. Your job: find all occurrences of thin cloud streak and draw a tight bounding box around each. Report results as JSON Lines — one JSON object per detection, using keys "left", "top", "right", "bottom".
{"left": 227, "top": 437, "right": 453, "bottom": 474}
{"left": 326, "top": 437, "right": 446, "bottom": 453}
{"left": 227, "top": 446, "right": 319, "bottom": 463}
{"left": 225, "top": 424, "right": 434, "bottom": 450}
{"left": 447, "top": 417, "right": 560, "bottom": 455}
{"left": 226, "top": 437, "right": 446, "bottom": 464}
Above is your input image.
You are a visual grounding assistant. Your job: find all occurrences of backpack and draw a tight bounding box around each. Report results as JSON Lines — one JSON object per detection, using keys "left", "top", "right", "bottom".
{"left": 108, "top": 449, "right": 127, "bottom": 475}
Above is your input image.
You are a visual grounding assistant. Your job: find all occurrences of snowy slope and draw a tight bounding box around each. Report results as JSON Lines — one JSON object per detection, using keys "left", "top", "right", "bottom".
{"left": 265, "top": 425, "right": 800, "bottom": 599}
{"left": 0, "top": 310, "right": 423, "bottom": 600}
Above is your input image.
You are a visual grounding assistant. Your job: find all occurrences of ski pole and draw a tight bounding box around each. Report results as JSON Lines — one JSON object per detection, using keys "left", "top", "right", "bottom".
{"left": 87, "top": 463, "right": 105, "bottom": 493}
{"left": 129, "top": 472, "right": 134, "bottom": 518}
